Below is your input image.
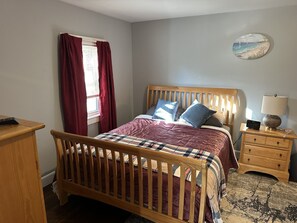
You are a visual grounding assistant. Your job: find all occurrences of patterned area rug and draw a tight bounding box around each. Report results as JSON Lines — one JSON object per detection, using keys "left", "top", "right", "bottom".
{"left": 125, "top": 170, "right": 297, "bottom": 223}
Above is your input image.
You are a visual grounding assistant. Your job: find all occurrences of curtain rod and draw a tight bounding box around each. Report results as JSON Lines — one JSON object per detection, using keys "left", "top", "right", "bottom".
{"left": 67, "top": 33, "right": 107, "bottom": 42}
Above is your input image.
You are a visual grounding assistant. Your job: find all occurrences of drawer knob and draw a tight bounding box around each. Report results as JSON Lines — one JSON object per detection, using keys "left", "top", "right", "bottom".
{"left": 280, "top": 154, "right": 282, "bottom": 157}
{"left": 248, "top": 158, "right": 250, "bottom": 162}
{"left": 277, "top": 141, "right": 280, "bottom": 145}
{"left": 254, "top": 138, "right": 257, "bottom": 142}
{"left": 249, "top": 149, "right": 251, "bottom": 152}
{"left": 278, "top": 164, "right": 281, "bottom": 167}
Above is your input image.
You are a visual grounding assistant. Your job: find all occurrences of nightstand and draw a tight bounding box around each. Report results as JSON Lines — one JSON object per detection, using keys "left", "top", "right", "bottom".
{"left": 238, "top": 123, "right": 297, "bottom": 182}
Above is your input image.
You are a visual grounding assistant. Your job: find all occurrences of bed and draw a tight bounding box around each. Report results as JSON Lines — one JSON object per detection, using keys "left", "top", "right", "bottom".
{"left": 51, "top": 85, "right": 238, "bottom": 223}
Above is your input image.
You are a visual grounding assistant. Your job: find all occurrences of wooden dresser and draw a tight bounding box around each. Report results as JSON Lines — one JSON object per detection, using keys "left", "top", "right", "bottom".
{"left": 238, "top": 123, "right": 297, "bottom": 182}
{"left": 0, "top": 116, "right": 47, "bottom": 223}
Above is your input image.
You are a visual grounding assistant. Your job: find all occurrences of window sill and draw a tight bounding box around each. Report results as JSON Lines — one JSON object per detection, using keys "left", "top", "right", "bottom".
{"left": 88, "top": 115, "right": 100, "bottom": 125}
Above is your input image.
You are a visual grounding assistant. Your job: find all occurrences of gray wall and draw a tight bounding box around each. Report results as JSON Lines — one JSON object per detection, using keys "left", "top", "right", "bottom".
{"left": 132, "top": 6, "right": 297, "bottom": 180}
{"left": 0, "top": 0, "right": 133, "bottom": 176}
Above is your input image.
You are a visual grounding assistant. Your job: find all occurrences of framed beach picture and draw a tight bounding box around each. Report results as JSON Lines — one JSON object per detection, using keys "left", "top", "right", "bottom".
{"left": 232, "top": 33, "right": 270, "bottom": 60}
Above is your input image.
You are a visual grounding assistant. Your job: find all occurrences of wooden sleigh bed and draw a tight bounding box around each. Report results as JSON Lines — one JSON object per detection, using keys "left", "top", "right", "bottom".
{"left": 51, "top": 85, "right": 238, "bottom": 223}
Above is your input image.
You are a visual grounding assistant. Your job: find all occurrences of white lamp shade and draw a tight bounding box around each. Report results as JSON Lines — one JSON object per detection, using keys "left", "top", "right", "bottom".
{"left": 261, "top": 95, "right": 288, "bottom": 116}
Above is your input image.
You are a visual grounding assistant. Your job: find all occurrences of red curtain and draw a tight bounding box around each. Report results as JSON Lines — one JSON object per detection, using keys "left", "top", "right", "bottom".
{"left": 97, "top": 41, "right": 117, "bottom": 133}
{"left": 60, "top": 33, "right": 88, "bottom": 135}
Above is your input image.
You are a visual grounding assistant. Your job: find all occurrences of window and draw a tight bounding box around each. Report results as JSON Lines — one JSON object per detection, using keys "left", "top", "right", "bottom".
{"left": 82, "top": 45, "right": 100, "bottom": 123}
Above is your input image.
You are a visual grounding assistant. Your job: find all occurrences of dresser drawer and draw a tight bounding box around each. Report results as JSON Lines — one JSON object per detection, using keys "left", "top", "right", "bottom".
{"left": 245, "top": 133, "right": 290, "bottom": 149}
{"left": 266, "top": 137, "right": 290, "bottom": 148}
{"left": 242, "top": 154, "right": 286, "bottom": 171}
{"left": 245, "top": 134, "right": 266, "bottom": 145}
{"left": 244, "top": 145, "right": 288, "bottom": 161}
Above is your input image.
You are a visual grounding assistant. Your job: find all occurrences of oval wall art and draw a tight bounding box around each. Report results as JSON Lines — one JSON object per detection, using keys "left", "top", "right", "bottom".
{"left": 232, "top": 33, "right": 270, "bottom": 60}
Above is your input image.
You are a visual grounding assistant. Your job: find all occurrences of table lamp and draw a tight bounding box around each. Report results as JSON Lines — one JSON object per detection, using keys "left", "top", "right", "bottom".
{"left": 261, "top": 95, "right": 288, "bottom": 130}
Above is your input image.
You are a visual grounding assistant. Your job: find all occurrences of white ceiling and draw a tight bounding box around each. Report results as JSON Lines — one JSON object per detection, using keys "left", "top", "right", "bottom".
{"left": 58, "top": 0, "right": 297, "bottom": 23}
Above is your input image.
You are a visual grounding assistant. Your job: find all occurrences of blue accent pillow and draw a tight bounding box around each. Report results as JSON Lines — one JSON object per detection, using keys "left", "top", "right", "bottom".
{"left": 204, "top": 113, "right": 224, "bottom": 127}
{"left": 152, "top": 99, "right": 179, "bottom": 122}
{"left": 146, "top": 105, "right": 156, "bottom": 116}
{"left": 180, "top": 100, "right": 216, "bottom": 128}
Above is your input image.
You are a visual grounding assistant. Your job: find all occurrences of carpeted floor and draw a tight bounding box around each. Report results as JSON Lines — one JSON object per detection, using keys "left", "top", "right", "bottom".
{"left": 221, "top": 170, "right": 297, "bottom": 223}
{"left": 125, "top": 170, "right": 297, "bottom": 223}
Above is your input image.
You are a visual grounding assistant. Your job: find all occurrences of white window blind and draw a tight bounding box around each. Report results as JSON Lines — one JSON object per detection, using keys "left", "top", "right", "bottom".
{"left": 82, "top": 45, "right": 100, "bottom": 119}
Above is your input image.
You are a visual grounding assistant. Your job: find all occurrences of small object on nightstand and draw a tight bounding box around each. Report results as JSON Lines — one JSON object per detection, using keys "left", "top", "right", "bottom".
{"left": 238, "top": 123, "right": 297, "bottom": 183}
{"left": 0, "top": 117, "right": 19, "bottom": 125}
{"left": 246, "top": 119, "right": 260, "bottom": 130}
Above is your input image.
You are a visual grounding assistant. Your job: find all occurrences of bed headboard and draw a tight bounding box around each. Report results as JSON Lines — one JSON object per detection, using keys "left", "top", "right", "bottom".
{"left": 147, "top": 85, "right": 238, "bottom": 135}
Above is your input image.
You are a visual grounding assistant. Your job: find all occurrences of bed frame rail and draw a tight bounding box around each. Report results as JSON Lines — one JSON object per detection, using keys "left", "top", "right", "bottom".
{"left": 51, "top": 130, "right": 208, "bottom": 223}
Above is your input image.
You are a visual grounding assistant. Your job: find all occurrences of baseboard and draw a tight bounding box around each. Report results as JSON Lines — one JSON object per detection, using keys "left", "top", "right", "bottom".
{"left": 41, "top": 171, "right": 55, "bottom": 188}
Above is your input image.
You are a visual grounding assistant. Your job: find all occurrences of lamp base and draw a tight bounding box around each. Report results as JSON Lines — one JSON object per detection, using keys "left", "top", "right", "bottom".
{"left": 263, "top": 114, "right": 281, "bottom": 130}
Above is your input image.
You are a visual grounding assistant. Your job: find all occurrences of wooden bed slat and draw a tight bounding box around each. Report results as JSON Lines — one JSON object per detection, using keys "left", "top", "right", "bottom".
{"left": 73, "top": 142, "right": 81, "bottom": 185}
{"left": 147, "top": 158, "right": 153, "bottom": 210}
{"left": 137, "top": 155, "right": 143, "bottom": 207}
{"left": 87, "top": 145, "right": 95, "bottom": 189}
{"left": 157, "top": 161, "right": 162, "bottom": 213}
{"left": 199, "top": 93, "right": 202, "bottom": 104}
{"left": 103, "top": 148, "right": 109, "bottom": 194}
{"left": 119, "top": 152, "right": 125, "bottom": 201}
{"left": 198, "top": 162, "right": 207, "bottom": 223}
{"left": 167, "top": 163, "right": 173, "bottom": 216}
{"left": 66, "top": 141, "right": 75, "bottom": 183}
{"left": 111, "top": 150, "right": 117, "bottom": 197}
{"left": 189, "top": 169, "right": 196, "bottom": 223}
{"left": 173, "top": 91, "right": 177, "bottom": 102}
{"left": 183, "top": 92, "right": 186, "bottom": 108}
{"left": 178, "top": 165, "right": 185, "bottom": 220}
{"left": 129, "top": 154, "right": 134, "bottom": 204}
{"left": 95, "top": 147, "right": 102, "bottom": 192}
{"left": 62, "top": 140, "right": 68, "bottom": 180}
{"left": 80, "top": 143, "right": 88, "bottom": 187}
{"left": 154, "top": 91, "right": 159, "bottom": 105}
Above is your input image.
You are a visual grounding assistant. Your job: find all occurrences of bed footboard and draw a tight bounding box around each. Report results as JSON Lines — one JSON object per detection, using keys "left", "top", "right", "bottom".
{"left": 51, "top": 130, "right": 208, "bottom": 223}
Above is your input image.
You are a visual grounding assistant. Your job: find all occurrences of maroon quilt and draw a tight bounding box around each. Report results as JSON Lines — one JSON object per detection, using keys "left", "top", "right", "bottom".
{"left": 110, "top": 117, "right": 238, "bottom": 178}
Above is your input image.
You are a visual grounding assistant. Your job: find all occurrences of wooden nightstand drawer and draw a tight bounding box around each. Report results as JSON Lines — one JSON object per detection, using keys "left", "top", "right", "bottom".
{"left": 244, "top": 145, "right": 288, "bottom": 161}
{"left": 245, "top": 134, "right": 266, "bottom": 145}
{"left": 265, "top": 137, "right": 290, "bottom": 148}
{"left": 242, "top": 154, "right": 286, "bottom": 171}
